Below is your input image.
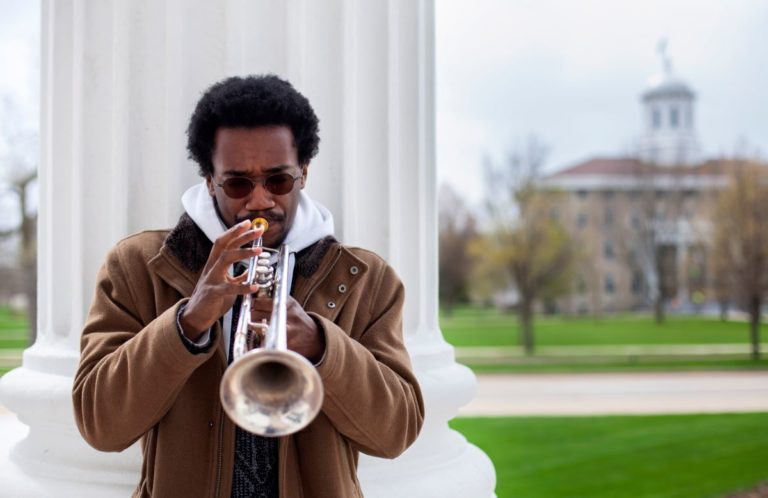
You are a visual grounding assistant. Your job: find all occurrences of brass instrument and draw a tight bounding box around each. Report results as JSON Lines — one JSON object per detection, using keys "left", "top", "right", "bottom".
{"left": 219, "top": 218, "right": 324, "bottom": 436}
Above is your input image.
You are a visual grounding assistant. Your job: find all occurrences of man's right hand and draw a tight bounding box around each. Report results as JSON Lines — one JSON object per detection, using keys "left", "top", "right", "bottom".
{"left": 179, "top": 220, "right": 263, "bottom": 341}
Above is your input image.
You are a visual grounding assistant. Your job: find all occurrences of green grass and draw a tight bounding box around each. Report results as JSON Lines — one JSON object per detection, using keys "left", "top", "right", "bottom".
{"left": 0, "top": 307, "right": 29, "bottom": 374}
{"left": 441, "top": 307, "right": 768, "bottom": 373}
{"left": 0, "top": 307, "right": 27, "bottom": 326}
{"left": 441, "top": 307, "right": 767, "bottom": 348}
{"left": 0, "top": 307, "right": 27, "bottom": 334}
{"left": 451, "top": 413, "right": 768, "bottom": 498}
{"left": 0, "top": 337, "right": 28, "bottom": 349}
{"left": 0, "top": 326, "right": 28, "bottom": 349}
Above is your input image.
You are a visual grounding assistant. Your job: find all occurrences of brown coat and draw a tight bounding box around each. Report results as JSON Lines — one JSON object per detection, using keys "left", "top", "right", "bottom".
{"left": 72, "top": 217, "right": 424, "bottom": 498}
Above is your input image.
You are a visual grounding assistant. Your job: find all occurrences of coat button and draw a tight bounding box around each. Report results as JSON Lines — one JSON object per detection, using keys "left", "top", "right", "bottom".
{"left": 338, "top": 284, "right": 347, "bottom": 293}
{"left": 350, "top": 266, "right": 359, "bottom": 275}
{"left": 208, "top": 420, "right": 214, "bottom": 428}
{"left": 327, "top": 301, "right": 337, "bottom": 309}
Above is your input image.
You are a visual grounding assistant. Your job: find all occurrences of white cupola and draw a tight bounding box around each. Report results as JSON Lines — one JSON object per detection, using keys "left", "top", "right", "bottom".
{"left": 639, "top": 40, "right": 701, "bottom": 166}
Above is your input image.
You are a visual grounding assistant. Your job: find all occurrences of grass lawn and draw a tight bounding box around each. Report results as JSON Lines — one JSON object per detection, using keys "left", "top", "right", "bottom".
{"left": 441, "top": 307, "right": 768, "bottom": 348}
{"left": 0, "top": 307, "right": 27, "bottom": 349}
{"left": 0, "top": 308, "right": 28, "bottom": 375}
{"left": 441, "top": 307, "right": 768, "bottom": 373}
{"left": 451, "top": 413, "right": 768, "bottom": 498}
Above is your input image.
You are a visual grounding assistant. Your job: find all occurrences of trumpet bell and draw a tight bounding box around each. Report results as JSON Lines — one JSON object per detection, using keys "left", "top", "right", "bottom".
{"left": 220, "top": 348, "right": 324, "bottom": 437}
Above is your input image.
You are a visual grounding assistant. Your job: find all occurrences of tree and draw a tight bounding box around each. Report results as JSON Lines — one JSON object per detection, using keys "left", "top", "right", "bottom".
{"left": 711, "top": 161, "right": 768, "bottom": 361}
{"left": 627, "top": 161, "right": 687, "bottom": 323}
{"left": 475, "top": 138, "right": 576, "bottom": 355}
{"left": 711, "top": 231, "right": 734, "bottom": 322}
{"left": 0, "top": 97, "right": 38, "bottom": 344}
{"left": 438, "top": 184, "right": 477, "bottom": 315}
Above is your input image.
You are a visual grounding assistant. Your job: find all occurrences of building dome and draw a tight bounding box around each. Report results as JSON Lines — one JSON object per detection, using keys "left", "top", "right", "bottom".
{"left": 638, "top": 40, "right": 700, "bottom": 166}
{"left": 643, "top": 75, "right": 695, "bottom": 101}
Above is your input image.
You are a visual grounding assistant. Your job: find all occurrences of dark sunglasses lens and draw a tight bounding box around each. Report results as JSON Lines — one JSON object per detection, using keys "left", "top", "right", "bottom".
{"left": 264, "top": 173, "right": 296, "bottom": 195}
{"left": 222, "top": 178, "right": 254, "bottom": 198}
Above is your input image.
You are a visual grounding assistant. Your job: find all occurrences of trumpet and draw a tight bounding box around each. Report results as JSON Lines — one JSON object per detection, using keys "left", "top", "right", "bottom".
{"left": 220, "top": 218, "right": 324, "bottom": 436}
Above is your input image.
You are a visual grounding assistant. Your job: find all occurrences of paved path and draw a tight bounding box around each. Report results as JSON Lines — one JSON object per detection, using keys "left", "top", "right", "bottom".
{"left": 2, "top": 371, "right": 767, "bottom": 421}
{"left": 459, "top": 371, "right": 768, "bottom": 416}
{"left": 455, "top": 344, "right": 761, "bottom": 362}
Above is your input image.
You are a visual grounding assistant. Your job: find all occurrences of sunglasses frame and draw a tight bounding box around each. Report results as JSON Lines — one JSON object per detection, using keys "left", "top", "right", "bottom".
{"left": 215, "top": 172, "right": 302, "bottom": 199}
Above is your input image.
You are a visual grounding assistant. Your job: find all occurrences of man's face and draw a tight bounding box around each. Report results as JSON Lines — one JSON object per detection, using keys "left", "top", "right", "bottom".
{"left": 206, "top": 126, "right": 307, "bottom": 248}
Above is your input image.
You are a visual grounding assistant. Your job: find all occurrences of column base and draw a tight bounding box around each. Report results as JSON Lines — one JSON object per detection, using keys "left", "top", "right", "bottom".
{"left": 0, "top": 361, "right": 141, "bottom": 497}
{"left": 359, "top": 425, "right": 496, "bottom": 498}
{"left": 358, "top": 336, "right": 497, "bottom": 497}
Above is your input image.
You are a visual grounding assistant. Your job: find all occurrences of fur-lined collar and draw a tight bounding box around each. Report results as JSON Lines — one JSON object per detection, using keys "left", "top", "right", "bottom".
{"left": 163, "top": 213, "right": 336, "bottom": 279}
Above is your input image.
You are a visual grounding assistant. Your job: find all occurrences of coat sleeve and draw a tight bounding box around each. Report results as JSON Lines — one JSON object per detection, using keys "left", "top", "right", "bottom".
{"left": 311, "top": 262, "right": 425, "bottom": 459}
{"left": 72, "top": 243, "right": 218, "bottom": 452}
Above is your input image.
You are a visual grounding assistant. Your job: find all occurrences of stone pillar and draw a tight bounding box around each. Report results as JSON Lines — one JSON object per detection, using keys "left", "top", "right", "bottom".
{"left": 323, "top": 2, "right": 496, "bottom": 496}
{"left": 0, "top": 0, "right": 496, "bottom": 496}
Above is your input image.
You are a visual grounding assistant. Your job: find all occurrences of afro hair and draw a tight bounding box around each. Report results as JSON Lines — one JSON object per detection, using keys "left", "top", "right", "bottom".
{"left": 186, "top": 75, "right": 320, "bottom": 177}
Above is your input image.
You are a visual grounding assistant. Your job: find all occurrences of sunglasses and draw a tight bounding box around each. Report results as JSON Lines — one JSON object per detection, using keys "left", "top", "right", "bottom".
{"left": 215, "top": 173, "right": 302, "bottom": 199}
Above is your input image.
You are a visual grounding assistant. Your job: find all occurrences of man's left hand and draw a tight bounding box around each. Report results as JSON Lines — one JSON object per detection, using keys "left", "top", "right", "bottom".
{"left": 250, "top": 296, "right": 326, "bottom": 364}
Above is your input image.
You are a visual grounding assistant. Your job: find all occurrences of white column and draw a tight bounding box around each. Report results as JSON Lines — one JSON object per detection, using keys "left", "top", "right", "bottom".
{"left": 0, "top": 1, "right": 495, "bottom": 496}
{"left": 322, "top": 2, "right": 496, "bottom": 497}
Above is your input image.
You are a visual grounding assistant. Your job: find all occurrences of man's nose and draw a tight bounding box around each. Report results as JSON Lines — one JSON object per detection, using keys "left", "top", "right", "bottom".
{"left": 244, "top": 183, "right": 275, "bottom": 211}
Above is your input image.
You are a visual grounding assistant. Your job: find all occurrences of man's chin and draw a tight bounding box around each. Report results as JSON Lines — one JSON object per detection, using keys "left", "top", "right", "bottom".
{"left": 261, "top": 228, "right": 285, "bottom": 249}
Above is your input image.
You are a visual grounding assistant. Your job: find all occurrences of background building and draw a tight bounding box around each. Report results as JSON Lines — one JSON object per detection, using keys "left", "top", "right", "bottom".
{"left": 543, "top": 48, "right": 744, "bottom": 316}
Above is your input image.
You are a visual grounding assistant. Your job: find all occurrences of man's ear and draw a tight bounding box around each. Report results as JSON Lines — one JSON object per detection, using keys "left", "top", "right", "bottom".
{"left": 300, "top": 164, "right": 308, "bottom": 189}
{"left": 206, "top": 175, "right": 215, "bottom": 196}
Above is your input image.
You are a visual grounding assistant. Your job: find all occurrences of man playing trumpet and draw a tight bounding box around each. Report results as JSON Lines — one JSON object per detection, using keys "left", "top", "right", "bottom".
{"left": 73, "top": 75, "right": 424, "bottom": 498}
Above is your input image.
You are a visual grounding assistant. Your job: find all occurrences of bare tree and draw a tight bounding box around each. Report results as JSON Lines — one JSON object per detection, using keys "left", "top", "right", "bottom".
{"left": 438, "top": 184, "right": 477, "bottom": 315}
{"left": 711, "top": 161, "right": 768, "bottom": 361}
{"left": 711, "top": 228, "right": 734, "bottom": 322}
{"left": 627, "top": 161, "right": 688, "bottom": 323}
{"left": 477, "top": 137, "right": 576, "bottom": 355}
{"left": 0, "top": 97, "right": 38, "bottom": 344}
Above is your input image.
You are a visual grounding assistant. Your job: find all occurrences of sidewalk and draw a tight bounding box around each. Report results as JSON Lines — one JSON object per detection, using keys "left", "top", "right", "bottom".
{"left": 455, "top": 343, "right": 761, "bottom": 362}
{"left": 459, "top": 371, "right": 768, "bottom": 416}
{"left": 2, "top": 370, "right": 767, "bottom": 421}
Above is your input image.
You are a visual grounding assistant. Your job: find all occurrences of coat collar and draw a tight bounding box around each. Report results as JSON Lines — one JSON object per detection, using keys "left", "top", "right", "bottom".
{"left": 147, "top": 213, "right": 341, "bottom": 297}
{"left": 146, "top": 214, "right": 209, "bottom": 297}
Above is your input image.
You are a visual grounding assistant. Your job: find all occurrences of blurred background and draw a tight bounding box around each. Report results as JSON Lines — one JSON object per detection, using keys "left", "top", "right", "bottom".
{"left": 436, "top": 1, "right": 768, "bottom": 497}
{"left": 1, "top": 1, "right": 767, "bottom": 497}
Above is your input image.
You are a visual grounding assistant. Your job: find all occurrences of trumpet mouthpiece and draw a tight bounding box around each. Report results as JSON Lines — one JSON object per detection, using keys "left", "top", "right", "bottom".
{"left": 252, "top": 217, "right": 269, "bottom": 232}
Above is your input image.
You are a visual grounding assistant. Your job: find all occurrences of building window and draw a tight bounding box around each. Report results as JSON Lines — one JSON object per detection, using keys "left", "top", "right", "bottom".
{"left": 652, "top": 108, "right": 661, "bottom": 129}
{"left": 604, "top": 208, "right": 613, "bottom": 227}
{"left": 604, "top": 240, "right": 615, "bottom": 259}
{"left": 577, "top": 213, "right": 588, "bottom": 228}
{"left": 605, "top": 274, "right": 615, "bottom": 294}
{"left": 627, "top": 249, "right": 638, "bottom": 265}
{"left": 670, "top": 106, "right": 679, "bottom": 128}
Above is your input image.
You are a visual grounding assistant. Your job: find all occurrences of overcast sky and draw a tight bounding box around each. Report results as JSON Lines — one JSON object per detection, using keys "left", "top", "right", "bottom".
{"left": 0, "top": 1, "right": 766, "bottom": 210}
{"left": 0, "top": 0, "right": 39, "bottom": 128}
{"left": 436, "top": 0, "right": 768, "bottom": 205}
